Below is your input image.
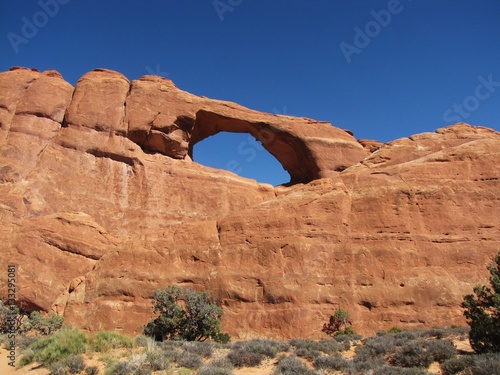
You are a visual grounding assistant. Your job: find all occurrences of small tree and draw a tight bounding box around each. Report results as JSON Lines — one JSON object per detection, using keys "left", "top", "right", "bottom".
{"left": 322, "top": 307, "right": 351, "bottom": 336}
{"left": 462, "top": 252, "right": 500, "bottom": 353}
{"left": 22, "top": 311, "right": 64, "bottom": 336}
{"left": 144, "top": 285, "right": 229, "bottom": 343}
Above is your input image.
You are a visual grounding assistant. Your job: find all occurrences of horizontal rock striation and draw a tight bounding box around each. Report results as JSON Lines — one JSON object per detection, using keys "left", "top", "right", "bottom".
{"left": 0, "top": 67, "right": 499, "bottom": 338}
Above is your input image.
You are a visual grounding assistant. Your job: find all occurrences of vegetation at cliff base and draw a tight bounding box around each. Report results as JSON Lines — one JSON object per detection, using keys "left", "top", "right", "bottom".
{"left": 143, "top": 285, "right": 230, "bottom": 344}
{"left": 462, "top": 252, "right": 500, "bottom": 353}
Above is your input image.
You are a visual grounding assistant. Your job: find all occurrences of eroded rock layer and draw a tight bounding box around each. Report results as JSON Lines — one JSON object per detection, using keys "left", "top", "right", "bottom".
{"left": 0, "top": 67, "right": 499, "bottom": 338}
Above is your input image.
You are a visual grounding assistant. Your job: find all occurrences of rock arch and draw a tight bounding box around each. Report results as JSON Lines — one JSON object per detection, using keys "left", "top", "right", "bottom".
{"left": 189, "top": 110, "right": 319, "bottom": 184}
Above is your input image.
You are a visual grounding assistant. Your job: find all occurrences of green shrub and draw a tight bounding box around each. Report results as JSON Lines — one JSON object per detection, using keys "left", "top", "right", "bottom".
{"left": 391, "top": 342, "right": 433, "bottom": 369}
{"left": 388, "top": 327, "right": 403, "bottom": 334}
{"left": 22, "top": 311, "right": 64, "bottom": 336}
{"left": 272, "top": 355, "right": 317, "bottom": 375}
{"left": 423, "top": 339, "right": 456, "bottom": 363}
{"left": 66, "top": 354, "right": 86, "bottom": 374}
{"left": 90, "top": 331, "right": 134, "bottom": 352}
{"left": 144, "top": 286, "right": 229, "bottom": 343}
{"left": 19, "top": 348, "right": 35, "bottom": 367}
{"left": 440, "top": 355, "right": 474, "bottom": 375}
{"left": 462, "top": 252, "right": 500, "bottom": 353}
{"left": 322, "top": 307, "right": 350, "bottom": 337}
{"left": 21, "top": 326, "right": 88, "bottom": 365}
{"left": 313, "top": 355, "right": 349, "bottom": 371}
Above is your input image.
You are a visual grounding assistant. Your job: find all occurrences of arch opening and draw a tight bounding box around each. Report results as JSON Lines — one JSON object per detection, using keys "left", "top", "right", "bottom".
{"left": 192, "top": 131, "right": 290, "bottom": 186}
{"left": 189, "top": 110, "right": 319, "bottom": 185}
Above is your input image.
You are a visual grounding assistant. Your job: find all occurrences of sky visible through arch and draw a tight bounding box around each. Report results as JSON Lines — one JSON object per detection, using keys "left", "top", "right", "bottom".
{"left": 1, "top": 1, "right": 499, "bottom": 185}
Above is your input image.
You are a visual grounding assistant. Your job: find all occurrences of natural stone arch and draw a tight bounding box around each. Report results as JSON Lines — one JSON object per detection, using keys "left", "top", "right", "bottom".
{"left": 189, "top": 110, "right": 321, "bottom": 184}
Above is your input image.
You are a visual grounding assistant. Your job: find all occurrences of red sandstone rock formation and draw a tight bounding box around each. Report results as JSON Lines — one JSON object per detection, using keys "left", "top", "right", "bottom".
{"left": 0, "top": 67, "right": 499, "bottom": 338}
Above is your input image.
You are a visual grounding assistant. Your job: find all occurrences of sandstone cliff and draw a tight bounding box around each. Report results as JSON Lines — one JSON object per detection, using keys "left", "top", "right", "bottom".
{"left": 0, "top": 67, "right": 499, "bottom": 338}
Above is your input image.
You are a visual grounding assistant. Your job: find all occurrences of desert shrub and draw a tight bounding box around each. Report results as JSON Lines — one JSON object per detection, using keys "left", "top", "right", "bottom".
{"left": 333, "top": 332, "right": 361, "bottom": 343}
{"left": 227, "top": 348, "right": 264, "bottom": 367}
{"left": 462, "top": 252, "right": 500, "bottom": 353}
{"left": 289, "top": 338, "right": 341, "bottom": 355}
{"left": 182, "top": 340, "right": 214, "bottom": 358}
{"left": 90, "top": 331, "right": 134, "bottom": 352}
{"left": 19, "top": 348, "right": 35, "bottom": 366}
{"left": 420, "top": 328, "right": 446, "bottom": 339}
{"left": 22, "top": 311, "right": 64, "bottom": 336}
{"left": 16, "top": 335, "right": 36, "bottom": 350}
{"left": 471, "top": 352, "right": 500, "bottom": 375}
{"left": 144, "top": 285, "right": 229, "bottom": 343}
{"left": 313, "top": 339, "right": 343, "bottom": 354}
{"left": 105, "top": 361, "right": 130, "bottom": 375}
{"left": 214, "top": 332, "right": 231, "bottom": 344}
{"left": 353, "top": 357, "right": 386, "bottom": 373}
{"left": 295, "top": 347, "right": 321, "bottom": 361}
{"left": 145, "top": 349, "right": 170, "bottom": 370}
{"left": 423, "top": 339, "right": 456, "bottom": 363}
{"left": 391, "top": 342, "right": 433, "bottom": 369}
{"left": 272, "top": 355, "right": 318, "bottom": 375}
{"left": 394, "top": 331, "right": 418, "bottom": 341}
{"left": 313, "top": 355, "right": 349, "bottom": 371}
{"left": 232, "top": 338, "right": 289, "bottom": 358}
{"left": 174, "top": 351, "right": 203, "bottom": 369}
{"left": 105, "top": 355, "right": 151, "bottom": 375}
{"left": 440, "top": 355, "right": 474, "bottom": 375}
{"left": 134, "top": 334, "right": 153, "bottom": 347}
{"left": 198, "top": 365, "right": 232, "bottom": 375}
{"left": 160, "top": 339, "right": 184, "bottom": 350}
{"left": 322, "top": 307, "right": 350, "bottom": 336}
{"left": 373, "top": 366, "right": 430, "bottom": 375}
{"left": 48, "top": 361, "right": 68, "bottom": 375}
{"left": 85, "top": 366, "right": 99, "bottom": 375}
{"left": 198, "top": 358, "right": 233, "bottom": 375}
{"left": 447, "top": 325, "right": 470, "bottom": 339}
{"left": 354, "top": 334, "right": 395, "bottom": 362}
{"left": 66, "top": 354, "right": 86, "bottom": 374}
{"left": 388, "top": 327, "right": 403, "bottom": 334}
{"left": 21, "top": 326, "right": 88, "bottom": 365}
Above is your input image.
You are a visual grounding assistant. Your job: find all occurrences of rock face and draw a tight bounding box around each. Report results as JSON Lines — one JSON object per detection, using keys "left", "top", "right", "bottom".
{"left": 0, "top": 67, "right": 499, "bottom": 338}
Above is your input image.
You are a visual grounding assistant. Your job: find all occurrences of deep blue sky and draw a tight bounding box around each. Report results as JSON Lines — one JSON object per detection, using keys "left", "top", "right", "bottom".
{"left": 1, "top": 1, "right": 499, "bottom": 185}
